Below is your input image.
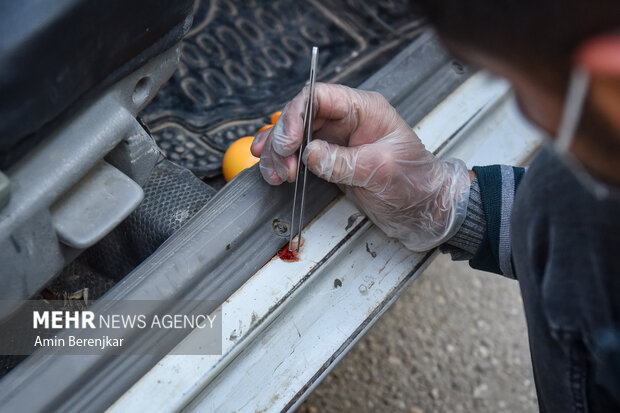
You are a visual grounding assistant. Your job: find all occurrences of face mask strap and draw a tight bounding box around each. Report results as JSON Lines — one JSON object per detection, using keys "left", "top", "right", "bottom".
{"left": 555, "top": 68, "right": 590, "bottom": 153}
{"left": 552, "top": 143, "right": 615, "bottom": 200}
{"left": 551, "top": 67, "right": 620, "bottom": 201}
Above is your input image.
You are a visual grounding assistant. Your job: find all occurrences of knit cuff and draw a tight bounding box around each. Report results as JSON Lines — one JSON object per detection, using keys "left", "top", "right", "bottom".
{"left": 440, "top": 178, "right": 486, "bottom": 261}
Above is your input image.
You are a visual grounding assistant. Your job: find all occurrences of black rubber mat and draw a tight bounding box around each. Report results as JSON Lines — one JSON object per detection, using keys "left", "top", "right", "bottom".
{"left": 83, "top": 159, "right": 217, "bottom": 280}
{"left": 141, "top": 0, "right": 425, "bottom": 178}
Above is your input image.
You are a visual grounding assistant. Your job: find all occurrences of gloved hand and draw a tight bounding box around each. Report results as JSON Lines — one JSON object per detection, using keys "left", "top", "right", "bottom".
{"left": 251, "top": 83, "right": 471, "bottom": 251}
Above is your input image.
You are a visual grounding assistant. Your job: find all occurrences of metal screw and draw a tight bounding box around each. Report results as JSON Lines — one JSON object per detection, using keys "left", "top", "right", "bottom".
{"left": 452, "top": 60, "right": 465, "bottom": 75}
{"left": 272, "top": 219, "right": 290, "bottom": 237}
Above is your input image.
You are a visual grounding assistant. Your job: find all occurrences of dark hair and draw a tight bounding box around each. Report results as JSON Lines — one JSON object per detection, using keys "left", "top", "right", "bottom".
{"left": 413, "top": 0, "right": 620, "bottom": 71}
{"left": 414, "top": 0, "right": 620, "bottom": 175}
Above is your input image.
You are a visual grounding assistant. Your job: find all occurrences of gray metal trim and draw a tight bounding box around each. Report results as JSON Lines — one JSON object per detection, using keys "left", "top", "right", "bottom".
{"left": 360, "top": 30, "right": 473, "bottom": 126}
{"left": 0, "top": 46, "right": 180, "bottom": 307}
{"left": 50, "top": 160, "right": 145, "bottom": 249}
{"left": 0, "top": 31, "right": 468, "bottom": 413}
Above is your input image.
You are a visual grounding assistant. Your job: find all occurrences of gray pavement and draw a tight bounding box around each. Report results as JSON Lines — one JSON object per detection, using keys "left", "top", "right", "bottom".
{"left": 297, "top": 254, "right": 538, "bottom": 413}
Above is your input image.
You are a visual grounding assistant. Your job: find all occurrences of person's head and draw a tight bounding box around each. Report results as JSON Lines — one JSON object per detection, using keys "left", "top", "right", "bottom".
{"left": 413, "top": 0, "right": 620, "bottom": 189}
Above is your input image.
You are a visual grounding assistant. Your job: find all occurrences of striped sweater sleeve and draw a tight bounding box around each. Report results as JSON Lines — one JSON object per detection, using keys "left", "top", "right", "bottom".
{"left": 440, "top": 165, "right": 526, "bottom": 278}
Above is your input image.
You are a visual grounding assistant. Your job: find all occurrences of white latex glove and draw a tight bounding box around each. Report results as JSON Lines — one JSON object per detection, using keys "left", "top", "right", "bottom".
{"left": 251, "top": 83, "right": 471, "bottom": 251}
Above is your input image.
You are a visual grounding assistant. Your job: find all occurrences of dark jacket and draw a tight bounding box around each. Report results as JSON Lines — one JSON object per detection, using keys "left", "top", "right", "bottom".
{"left": 443, "top": 147, "right": 620, "bottom": 412}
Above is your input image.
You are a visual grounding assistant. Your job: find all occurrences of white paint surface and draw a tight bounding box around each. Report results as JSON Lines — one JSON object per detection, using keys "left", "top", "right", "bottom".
{"left": 108, "top": 72, "right": 544, "bottom": 413}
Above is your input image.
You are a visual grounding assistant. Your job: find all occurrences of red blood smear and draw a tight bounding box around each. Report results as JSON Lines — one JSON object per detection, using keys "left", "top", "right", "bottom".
{"left": 277, "top": 245, "right": 299, "bottom": 262}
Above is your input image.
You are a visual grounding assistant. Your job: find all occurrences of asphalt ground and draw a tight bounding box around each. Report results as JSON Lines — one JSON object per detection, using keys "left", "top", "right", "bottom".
{"left": 297, "top": 253, "right": 538, "bottom": 413}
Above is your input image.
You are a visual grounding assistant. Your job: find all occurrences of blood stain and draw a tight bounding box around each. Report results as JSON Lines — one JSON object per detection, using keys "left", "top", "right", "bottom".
{"left": 277, "top": 245, "right": 299, "bottom": 262}
{"left": 276, "top": 237, "right": 303, "bottom": 262}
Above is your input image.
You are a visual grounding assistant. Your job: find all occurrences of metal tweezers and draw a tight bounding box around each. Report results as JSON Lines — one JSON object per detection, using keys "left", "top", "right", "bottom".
{"left": 289, "top": 46, "right": 318, "bottom": 252}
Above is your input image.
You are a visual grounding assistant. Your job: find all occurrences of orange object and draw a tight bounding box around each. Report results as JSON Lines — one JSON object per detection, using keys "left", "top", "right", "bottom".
{"left": 257, "top": 124, "right": 273, "bottom": 134}
{"left": 270, "top": 111, "right": 282, "bottom": 125}
{"left": 222, "top": 136, "right": 259, "bottom": 182}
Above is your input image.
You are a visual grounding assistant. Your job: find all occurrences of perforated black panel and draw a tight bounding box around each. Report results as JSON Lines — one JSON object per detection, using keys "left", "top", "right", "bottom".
{"left": 142, "top": 0, "right": 425, "bottom": 177}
